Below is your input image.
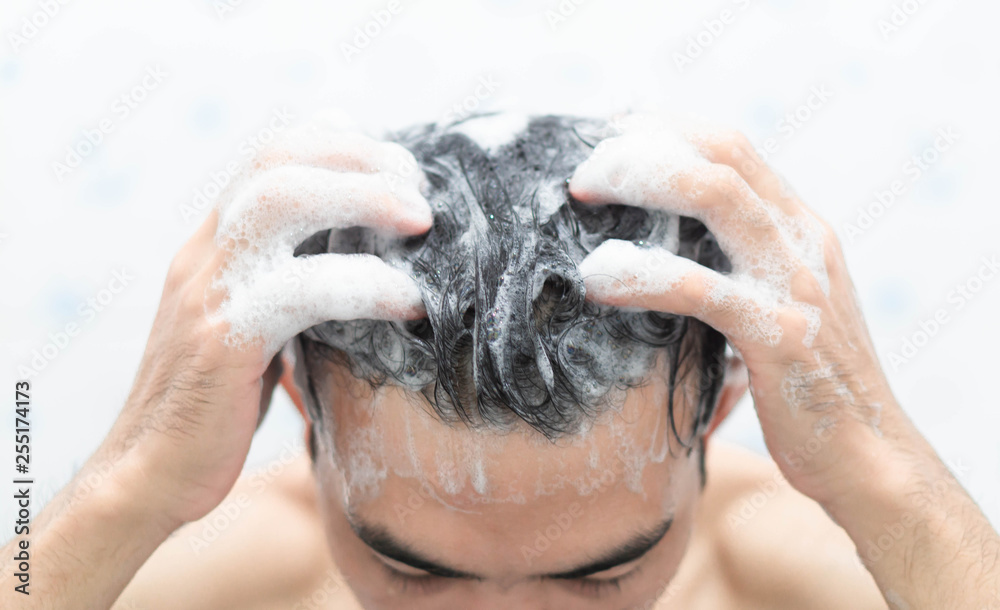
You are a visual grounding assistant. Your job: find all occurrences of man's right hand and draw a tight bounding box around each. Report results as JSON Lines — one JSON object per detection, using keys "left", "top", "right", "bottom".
{"left": 106, "top": 124, "right": 433, "bottom": 528}
{"left": 1, "top": 121, "right": 433, "bottom": 608}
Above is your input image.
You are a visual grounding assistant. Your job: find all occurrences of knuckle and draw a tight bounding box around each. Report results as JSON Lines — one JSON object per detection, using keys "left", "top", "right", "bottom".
{"left": 679, "top": 276, "right": 706, "bottom": 308}
{"left": 244, "top": 170, "right": 296, "bottom": 221}
{"left": 796, "top": 269, "right": 827, "bottom": 303}
{"left": 179, "top": 283, "right": 208, "bottom": 318}
{"left": 711, "top": 129, "right": 753, "bottom": 162}
{"left": 707, "top": 164, "right": 747, "bottom": 204}
{"left": 720, "top": 128, "right": 752, "bottom": 151}
{"left": 715, "top": 162, "right": 743, "bottom": 186}
{"left": 165, "top": 252, "right": 194, "bottom": 293}
{"left": 250, "top": 143, "right": 294, "bottom": 173}
{"left": 820, "top": 222, "right": 844, "bottom": 262}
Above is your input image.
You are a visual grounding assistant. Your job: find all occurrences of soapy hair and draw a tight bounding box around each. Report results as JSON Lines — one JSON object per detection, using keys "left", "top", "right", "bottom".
{"left": 296, "top": 114, "right": 731, "bottom": 443}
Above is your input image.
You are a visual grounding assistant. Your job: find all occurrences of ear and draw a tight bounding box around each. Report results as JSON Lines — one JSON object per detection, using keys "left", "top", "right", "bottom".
{"left": 704, "top": 354, "right": 749, "bottom": 444}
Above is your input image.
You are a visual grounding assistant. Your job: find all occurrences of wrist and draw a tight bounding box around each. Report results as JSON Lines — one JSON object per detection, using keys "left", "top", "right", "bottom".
{"left": 817, "top": 419, "right": 1000, "bottom": 605}
{"left": 819, "top": 407, "right": 929, "bottom": 513}
{"left": 8, "top": 449, "right": 179, "bottom": 606}
{"left": 815, "top": 406, "right": 973, "bottom": 560}
{"left": 81, "top": 443, "right": 185, "bottom": 540}
{"left": 783, "top": 396, "right": 920, "bottom": 507}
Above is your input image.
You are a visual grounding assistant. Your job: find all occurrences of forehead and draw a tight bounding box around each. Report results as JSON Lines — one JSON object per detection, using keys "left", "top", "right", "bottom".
{"left": 309, "top": 357, "right": 700, "bottom": 509}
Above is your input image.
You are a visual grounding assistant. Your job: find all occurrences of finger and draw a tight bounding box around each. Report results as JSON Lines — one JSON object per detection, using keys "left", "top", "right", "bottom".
{"left": 680, "top": 126, "right": 801, "bottom": 214}
{"left": 215, "top": 253, "right": 426, "bottom": 353}
{"left": 254, "top": 128, "right": 426, "bottom": 192}
{"left": 570, "top": 135, "right": 788, "bottom": 272}
{"left": 173, "top": 209, "right": 221, "bottom": 274}
{"left": 598, "top": 113, "right": 801, "bottom": 214}
{"left": 278, "top": 253, "right": 425, "bottom": 325}
{"left": 579, "top": 240, "right": 783, "bottom": 347}
{"left": 218, "top": 166, "right": 433, "bottom": 247}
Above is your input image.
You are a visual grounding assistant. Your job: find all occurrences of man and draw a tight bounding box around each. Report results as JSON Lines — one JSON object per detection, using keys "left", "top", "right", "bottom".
{"left": 4, "top": 113, "right": 998, "bottom": 609}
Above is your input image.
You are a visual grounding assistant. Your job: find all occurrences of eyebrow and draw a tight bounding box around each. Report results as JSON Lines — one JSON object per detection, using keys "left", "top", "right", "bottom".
{"left": 349, "top": 516, "right": 673, "bottom": 581}
{"left": 350, "top": 521, "right": 481, "bottom": 580}
{"left": 547, "top": 518, "right": 673, "bottom": 579}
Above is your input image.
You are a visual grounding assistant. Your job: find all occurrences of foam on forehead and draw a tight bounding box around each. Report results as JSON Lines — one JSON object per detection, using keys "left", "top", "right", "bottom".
{"left": 320, "top": 359, "right": 685, "bottom": 507}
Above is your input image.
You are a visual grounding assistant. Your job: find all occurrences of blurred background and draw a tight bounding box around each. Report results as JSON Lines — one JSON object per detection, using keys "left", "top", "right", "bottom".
{"left": 1, "top": 0, "right": 997, "bottom": 530}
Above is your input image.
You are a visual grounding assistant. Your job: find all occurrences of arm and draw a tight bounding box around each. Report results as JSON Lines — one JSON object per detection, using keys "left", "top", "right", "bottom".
{"left": 569, "top": 115, "right": 1000, "bottom": 609}
{"left": 0, "top": 124, "right": 432, "bottom": 608}
{"left": 1, "top": 452, "right": 175, "bottom": 608}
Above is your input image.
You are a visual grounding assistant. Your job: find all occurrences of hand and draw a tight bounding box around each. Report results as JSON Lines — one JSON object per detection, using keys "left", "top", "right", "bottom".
{"left": 568, "top": 114, "right": 906, "bottom": 504}
{"left": 102, "top": 121, "right": 432, "bottom": 527}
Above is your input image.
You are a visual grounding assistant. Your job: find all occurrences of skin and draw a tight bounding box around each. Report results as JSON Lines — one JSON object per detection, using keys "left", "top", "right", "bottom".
{"left": 306, "top": 357, "right": 714, "bottom": 609}
{"left": 2, "top": 117, "right": 998, "bottom": 609}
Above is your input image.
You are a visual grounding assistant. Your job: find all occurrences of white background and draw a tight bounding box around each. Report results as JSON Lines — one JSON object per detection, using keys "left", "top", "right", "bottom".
{"left": 1, "top": 0, "right": 998, "bottom": 533}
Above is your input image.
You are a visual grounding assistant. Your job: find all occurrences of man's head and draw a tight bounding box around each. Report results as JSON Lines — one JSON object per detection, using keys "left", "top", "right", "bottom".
{"left": 290, "top": 114, "right": 742, "bottom": 608}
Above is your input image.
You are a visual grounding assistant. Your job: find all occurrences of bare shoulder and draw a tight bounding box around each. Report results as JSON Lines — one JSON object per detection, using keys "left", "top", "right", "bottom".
{"left": 697, "top": 441, "right": 887, "bottom": 610}
{"left": 116, "top": 451, "right": 353, "bottom": 610}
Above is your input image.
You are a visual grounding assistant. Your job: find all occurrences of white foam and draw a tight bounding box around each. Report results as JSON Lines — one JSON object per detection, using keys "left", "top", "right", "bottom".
{"left": 571, "top": 113, "right": 831, "bottom": 350}
{"left": 578, "top": 239, "right": 696, "bottom": 304}
{"left": 327, "top": 376, "right": 688, "bottom": 508}
{"left": 451, "top": 113, "right": 530, "bottom": 151}
{"left": 207, "top": 127, "right": 432, "bottom": 353}
{"left": 568, "top": 113, "right": 862, "bottom": 425}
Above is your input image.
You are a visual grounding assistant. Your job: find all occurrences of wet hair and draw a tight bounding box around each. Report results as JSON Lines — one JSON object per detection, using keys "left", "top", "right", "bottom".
{"left": 295, "top": 114, "right": 731, "bottom": 447}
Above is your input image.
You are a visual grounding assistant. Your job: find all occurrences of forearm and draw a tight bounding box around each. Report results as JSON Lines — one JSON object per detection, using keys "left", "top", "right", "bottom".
{"left": 0, "top": 451, "right": 176, "bottom": 608}
{"left": 822, "top": 410, "right": 1000, "bottom": 609}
